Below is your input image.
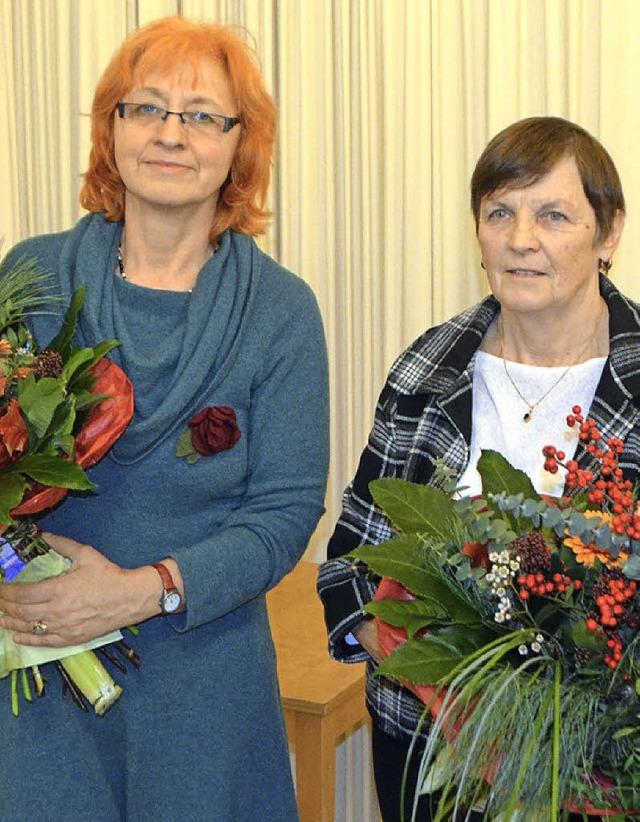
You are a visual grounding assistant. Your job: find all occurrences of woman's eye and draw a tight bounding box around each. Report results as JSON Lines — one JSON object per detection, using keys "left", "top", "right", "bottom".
{"left": 546, "top": 211, "right": 567, "bottom": 222}
{"left": 138, "top": 104, "right": 161, "bottom": 116}
{"left": 189, "top": 111, "right": 214, "bottom": 124}
{"left": 487, "top": 208, "right": 508, "bottom": 220}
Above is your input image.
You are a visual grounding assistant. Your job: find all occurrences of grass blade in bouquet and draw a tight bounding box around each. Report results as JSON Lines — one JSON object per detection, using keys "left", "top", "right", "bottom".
{"left": 0, "top": 253, "right": 135, "bottom": 715}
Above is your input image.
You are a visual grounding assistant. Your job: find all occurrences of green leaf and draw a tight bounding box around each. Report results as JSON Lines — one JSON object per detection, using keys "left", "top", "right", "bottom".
{"left": 571, "top": 620, "right": 606, "bottom": 652}
{"left": 365, "top": 598, "right": 448, "bottom": 636}
{"left": 0, "top": 471, "right": 29, "bottom": 522}
{"left": 18, "top": 454, "right": 95, "bottom": 490}
{"left": 91, "top": 340, "right": 120, "bottom": 360}
{"left": 352, "top": 537, "right": 482, "bottom": 622}
{"left": 17, "top": 374, "right": 67, "bottom": 439}
{"left": 478, "top": 450, "right": 539, "bottom": 500}
{"left": 42, "top": 395, "right": 76, "bottom": 451}
{"left": 61, "top": 347, "right": 96, "bottom": 383}
{"left": 351, "top": 535, "right": 435, "bottom": 591}
{"left": 369, "top": 477, "right": 458, "bottom": 538}
{"left": 48, "top": 286, "right": 85, "bottom": 358}
{"left": 176, "top": 428, "right": 201, "bottom": 464}
{"left": 376, "top": 627, "right": 495, "bottom": 684}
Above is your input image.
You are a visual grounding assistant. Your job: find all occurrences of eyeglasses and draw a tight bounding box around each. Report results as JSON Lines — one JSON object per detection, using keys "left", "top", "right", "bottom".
{"left": 116, "top": 102, "right": 241, "bottom": 135}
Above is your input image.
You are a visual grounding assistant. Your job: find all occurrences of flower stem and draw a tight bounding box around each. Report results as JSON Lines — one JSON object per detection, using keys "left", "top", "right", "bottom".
{"left": 20, "top": 667, "right": 32, "bottom": 703}
{"left": 31, "top": 665, "right": 45, "bottom": 697}
{"left": 60, "top": 650, "right": 122, "bottom": 716}
{"left": 551, "top": 660, "right": 561, "bottom": 821}
{"left": 10, "top": 670, "right": 18, "bottom": 716}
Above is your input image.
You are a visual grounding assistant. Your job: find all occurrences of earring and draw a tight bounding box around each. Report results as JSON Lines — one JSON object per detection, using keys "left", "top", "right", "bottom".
{"left": 598, "top": 258, "right": 612, "bottom": 275}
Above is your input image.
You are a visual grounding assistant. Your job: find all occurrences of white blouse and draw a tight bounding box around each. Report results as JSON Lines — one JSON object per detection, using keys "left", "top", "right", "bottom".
{"left": 456, "top": 351, "right": 607, "bottom": 498}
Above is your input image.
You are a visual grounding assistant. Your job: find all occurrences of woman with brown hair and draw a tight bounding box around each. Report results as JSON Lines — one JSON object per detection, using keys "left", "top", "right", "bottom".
{"left": 319, "top": 116, "right": 635, "bottom": 820}
{"left": 0, "top": 17, "right": 328, "bottom": 820}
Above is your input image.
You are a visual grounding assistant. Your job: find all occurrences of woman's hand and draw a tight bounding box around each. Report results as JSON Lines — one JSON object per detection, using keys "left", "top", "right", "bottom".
{"left": 352, "top": 618, "right": 383, "bottom": 663}
{"left": 0, "top": 533, "right": 164, "bottom": 648}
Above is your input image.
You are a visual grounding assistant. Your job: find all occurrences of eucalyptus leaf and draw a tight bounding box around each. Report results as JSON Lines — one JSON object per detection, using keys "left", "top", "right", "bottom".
{"left": 622, "top": 554, "right": 640, "bottom": 581}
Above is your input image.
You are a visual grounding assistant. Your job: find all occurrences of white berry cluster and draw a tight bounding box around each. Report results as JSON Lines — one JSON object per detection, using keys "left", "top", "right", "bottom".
{"left": 486, "top": 549, "right": 521, "bottom": 623}
{"left": 518, "top": 634, "right": 545, "bottom": 656}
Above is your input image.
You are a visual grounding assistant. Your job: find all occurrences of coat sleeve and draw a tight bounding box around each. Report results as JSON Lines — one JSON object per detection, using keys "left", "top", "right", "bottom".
{"left": 317, "top": 381, "right": 400, "bottom": 662}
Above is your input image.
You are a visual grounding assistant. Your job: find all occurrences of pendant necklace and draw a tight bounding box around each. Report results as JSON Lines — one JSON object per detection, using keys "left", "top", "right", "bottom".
{"left": 500, "top": 303, "right": 605, "bottom": 424}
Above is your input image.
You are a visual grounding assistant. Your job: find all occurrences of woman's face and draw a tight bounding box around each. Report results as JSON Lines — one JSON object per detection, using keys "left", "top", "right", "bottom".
{"left": 113, "top": 58, "right": 241, "bottom": 216}
{"left": 477, "top": 155, "right": 623, "bottom": 317}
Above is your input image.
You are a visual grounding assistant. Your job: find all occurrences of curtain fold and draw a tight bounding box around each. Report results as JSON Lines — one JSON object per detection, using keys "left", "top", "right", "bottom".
{"left": 2, "top": 0, "right": 639, "bottom": 559}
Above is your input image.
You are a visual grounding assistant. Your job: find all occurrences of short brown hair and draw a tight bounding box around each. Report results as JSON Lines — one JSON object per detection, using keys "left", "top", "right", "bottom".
{"left": 80, "top": 16, "right": 276, "bottom": 242}
{"left": 470, "top": 117, "right": 625, "bottom": 242}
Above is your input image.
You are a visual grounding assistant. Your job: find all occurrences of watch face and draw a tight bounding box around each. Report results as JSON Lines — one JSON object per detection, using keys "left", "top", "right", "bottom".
{"left": 162, "top": 590, "right": 182, "bottom": 613}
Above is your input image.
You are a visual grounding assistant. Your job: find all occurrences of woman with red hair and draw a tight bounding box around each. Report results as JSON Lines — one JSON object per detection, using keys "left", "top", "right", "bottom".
{"left": 0, "top": 17, "right": 328, "bottom": 821}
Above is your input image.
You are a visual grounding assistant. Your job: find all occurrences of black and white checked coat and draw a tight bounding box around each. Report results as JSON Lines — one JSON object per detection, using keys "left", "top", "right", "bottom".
{"left": 318, "top": 275, "right": 640, "bottom": 739}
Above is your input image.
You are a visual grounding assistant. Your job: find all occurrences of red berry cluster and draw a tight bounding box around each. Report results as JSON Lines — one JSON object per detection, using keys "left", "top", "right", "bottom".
{"left": 586, "top": 576, "right": 637, "bottom": 669}
{"left": 517, "top": 572, "right": 582, "bottom": 601}
{"left": 543, "top": 406, "right": 640, "bottom": 540}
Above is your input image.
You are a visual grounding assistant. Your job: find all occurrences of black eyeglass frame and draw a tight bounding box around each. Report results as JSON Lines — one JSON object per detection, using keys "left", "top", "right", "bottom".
{"left": 116, "top": 102, "right": 241, "bottom": 134}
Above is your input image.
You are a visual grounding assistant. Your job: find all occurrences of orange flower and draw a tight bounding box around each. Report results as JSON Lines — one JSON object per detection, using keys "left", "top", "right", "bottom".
{"left": 564, "top": 510, "right": 628, "bottom": 568}
{"left": 0, "top": 339, "right": 13, "bottom": 356}
{"left": 0, "top": 399, "right": 29, "bottom": 469}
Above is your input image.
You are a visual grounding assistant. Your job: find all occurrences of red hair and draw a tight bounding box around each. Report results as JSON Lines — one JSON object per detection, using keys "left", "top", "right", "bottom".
{"left": 80, "top": 17, "right": 276, "bottom": 242}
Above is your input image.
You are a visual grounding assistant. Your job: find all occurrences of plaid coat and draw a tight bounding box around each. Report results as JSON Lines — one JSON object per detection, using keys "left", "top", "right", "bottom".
{"left": 318, "top": 275, "right": 640, "bottom": 739}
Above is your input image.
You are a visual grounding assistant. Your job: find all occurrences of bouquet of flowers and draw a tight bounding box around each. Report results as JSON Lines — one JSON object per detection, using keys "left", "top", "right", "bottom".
{"left": 0, "top": 254, "right": 135, "bottom": 716}
{"left": 351, "top": 406, "right": 640, "bottom": 820}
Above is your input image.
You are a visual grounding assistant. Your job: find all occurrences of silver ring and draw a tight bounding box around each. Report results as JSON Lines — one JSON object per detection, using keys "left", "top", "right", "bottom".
{"left": 32, "top": 621, "right": 48, "bottom": 636}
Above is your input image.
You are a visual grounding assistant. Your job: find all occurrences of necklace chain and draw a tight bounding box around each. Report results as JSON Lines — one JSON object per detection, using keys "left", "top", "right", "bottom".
{"left": 116, "top": 243, "right": 216, "bottom": 290}
{"left": 116, "top": 245, "right": 126, "bottom": 280}
{"left": 500, "top": 304, "right": 605, "bottom": 423}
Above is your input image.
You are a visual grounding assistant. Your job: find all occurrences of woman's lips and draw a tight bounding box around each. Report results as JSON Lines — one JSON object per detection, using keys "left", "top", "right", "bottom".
{"left": 507, "top": 268, "right": 544, "bottom": 276}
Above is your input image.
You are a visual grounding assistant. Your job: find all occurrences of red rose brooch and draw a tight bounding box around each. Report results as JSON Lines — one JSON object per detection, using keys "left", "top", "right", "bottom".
{"left": 176, "top": 406, "right": 241, "bottom": 464}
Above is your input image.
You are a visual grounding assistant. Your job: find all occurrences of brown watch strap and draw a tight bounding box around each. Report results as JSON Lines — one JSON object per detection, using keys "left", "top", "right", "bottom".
{"left": 151, "top": 562, "right": 176, "bottom": 593}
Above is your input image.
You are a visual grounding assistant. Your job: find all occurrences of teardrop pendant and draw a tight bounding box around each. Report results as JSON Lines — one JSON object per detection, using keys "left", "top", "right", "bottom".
{"left": 523, "top": 411, "right": 532, "bottom": 423}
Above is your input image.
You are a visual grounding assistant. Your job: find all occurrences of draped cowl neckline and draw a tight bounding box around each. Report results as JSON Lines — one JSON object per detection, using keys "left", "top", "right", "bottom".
{"left": 55, "top": 214, "right": 261, "bottom": 464}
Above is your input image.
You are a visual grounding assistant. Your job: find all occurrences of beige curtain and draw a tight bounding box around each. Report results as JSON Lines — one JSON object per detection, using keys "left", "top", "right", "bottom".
{"left": 2, "top": 0, "right": 640, "bottom": 555}
{"left": 2, "top": 3, "right": 640, "bottom": 820}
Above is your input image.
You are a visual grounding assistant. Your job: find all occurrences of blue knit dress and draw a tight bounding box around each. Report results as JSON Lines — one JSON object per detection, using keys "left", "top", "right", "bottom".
{"left": 0, "top": 214, "right": 329, "bottom": 821}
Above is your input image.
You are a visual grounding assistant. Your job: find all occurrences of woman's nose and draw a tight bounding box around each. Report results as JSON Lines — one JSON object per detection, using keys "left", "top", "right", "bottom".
{"left": 155, "top": 113, "right": 187, "bottom": 147}
{"left": 508, "top": 213, "right": 540, "bottom": 251}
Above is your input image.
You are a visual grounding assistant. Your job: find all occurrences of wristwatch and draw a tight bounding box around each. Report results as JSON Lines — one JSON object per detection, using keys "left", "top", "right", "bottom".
{"left": 151, "top": 563, "right": 183, "bottom": 614}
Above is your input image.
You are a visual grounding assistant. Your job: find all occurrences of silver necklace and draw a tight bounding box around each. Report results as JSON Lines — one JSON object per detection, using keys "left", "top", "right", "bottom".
{"left": 116, "top": 244, "right": 216, "bottom": 292}
{"left": 116, "top": 245, "right": 127, "bottom": 280}
{"left": 500, "top": 304, "right": 605, "bottom": 423}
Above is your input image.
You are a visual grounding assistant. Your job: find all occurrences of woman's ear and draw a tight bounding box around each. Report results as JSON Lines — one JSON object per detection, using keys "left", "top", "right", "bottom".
{"left": 599, "top": 209, "right": 626, "bottom": 262}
